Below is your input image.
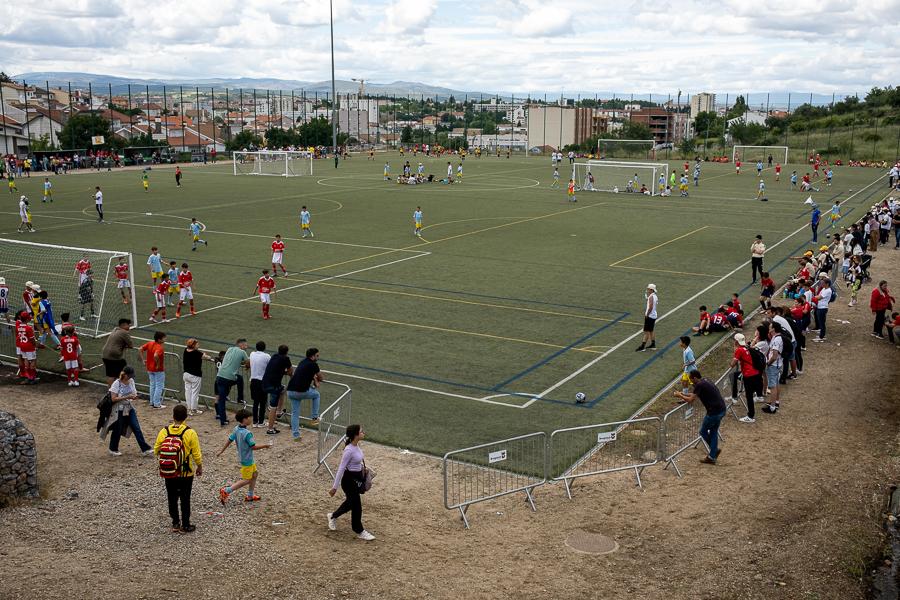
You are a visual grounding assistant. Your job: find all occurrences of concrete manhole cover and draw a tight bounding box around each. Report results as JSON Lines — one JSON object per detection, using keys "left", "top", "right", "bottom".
{"left": 565, "top": 530, "right": 619, "bottom": 555}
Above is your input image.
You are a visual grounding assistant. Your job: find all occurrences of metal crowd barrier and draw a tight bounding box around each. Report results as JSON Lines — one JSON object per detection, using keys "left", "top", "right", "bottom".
{"left": 715, "top": 368, "right": 748, "bottom": 422}
{"left": 123, "top": 347, "right": 182, "bottom": 403}
{"left": 315, "top": 382, "right": 353, "bottom": 478}
{"left": 660, "top": 400, "right": 712, "bottom": 478}
{"left": 443, "top": 432, "right": 546, "bottom": 529}
{"left": 550, "top": 417, "right": 661, "bottom": 498}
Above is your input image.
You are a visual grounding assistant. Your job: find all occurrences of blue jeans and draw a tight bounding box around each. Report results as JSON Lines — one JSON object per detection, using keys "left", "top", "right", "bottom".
{"left": 215, "top": 376, "right": 236, "bottom": 425}
{"left": 148, "top": 371, "right": 165, "bottom": 407}
{"left": 288, "top": 389, "right": 320, "bottom": 438}
{"left": 109, "top": 409, "right": 151, "bottom": 452}
{"left": 700, "top": 411, "right": 725, "bottom": 461}
{"left": 815, "top": 307, "right": 828, "bottom": 339}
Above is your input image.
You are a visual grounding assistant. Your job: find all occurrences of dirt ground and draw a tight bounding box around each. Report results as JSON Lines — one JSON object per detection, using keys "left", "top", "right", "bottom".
{"left": 2, "top": 250, "right": 900, "bottom": 600}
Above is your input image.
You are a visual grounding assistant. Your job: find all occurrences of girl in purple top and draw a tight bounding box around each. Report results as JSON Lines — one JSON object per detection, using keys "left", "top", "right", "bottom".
{"left": 327, "top": 424, "right": 375, "bottom": 541}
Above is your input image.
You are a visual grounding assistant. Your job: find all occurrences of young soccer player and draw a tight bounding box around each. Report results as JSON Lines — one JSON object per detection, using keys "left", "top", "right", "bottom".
{"left": 679, "top": 336, "right": 696, "bottom": 394}
{"left": 299, "top": 206, "right": 313, "bottom": 238}
{"left": 759, "top": 271, "right": 776, "bottom": 310}
{"left": 189, "top": 217, "right": 207, "bottom": 250}
{"left": 37, "top": 290, "right": 60, "bottom": 349}
{"left": 551, "top": 167, "right": 560, "bottom": 188}
{"left": 8, "top": 172, "right": 17, "bottom": 194}
{"left": 658, "top": 173, "right": 665, "bottom": 194}
{"left": 254, "top": 269, "right": 276, "bottom": 320}
{"left": 114, "top": 256, "right": 131, "bottom": 304}
{"left": 456, "top": 163, "right": 463, "bottom": 182}
{"left": 17, "top": 195, "right": 34, "bottom": 233}
{"left": 141, "top": 170, "right": 149, "bottom": 192}
{"left": 383, "top": 162, "right": 391, "bottom": 181}
{"left": 692, "top": 305, "right": 711, "bottom": 336}
{"left": 774, "top": 163, "right": 782, "bottom": 181}
{"left": 756, "top": 160, "right": 763, "bottom": 176}
{"left": 42, "top": 177, "right": 52, "bottom": 202}
{"left": 830, "top": 200, "right": 842, "bottom": 229}
{"left": 735, "top": 159, "right": 741, "bottom": 175}
{"left": 147, "top": 247, "right": 164, "bottom": 285}
{"left": 15, "top": 311, "right": 37, "bottom": 385}
{"left": 790, "top": 170, "right": 798, "bottom": 190}
{"left": 166, "top": 261, "right": 179, "bottom": 306}
{"left": 567, "top": 179, "right": 577, "bottom": 202}
{"left": 756, "top": 179, "right": 767, "bottom": 201}
{"left": 413, "top": 207, "right": 423, "bottom": 237}
{"left": 693, "top": 165, "right": 700, "bottom": 187}
{"left": 669, "top": 170, "right": 676, "bottom": 189}
{"left": 0, "top": 277, "right": 8, "bottom": 324}
{"left": 271, "top": 234, "right": 287, "bottom": 276}
{"left": 149, "top": 273, "right": 171, "bottom": 323}
{"left": 94, "top": 186, "right": 104, "bottom": 223}
{"left": 175, "top": 166, "right": 182, "bottom": 187}
{"left": 175, "top": 263, "right": 195, "bottom": 318}
{"left": 679, "top": 174, "right": 689, "bottom": 197}
{"left": 59, "top": 325, "right": 81, "bottom": 386}
{"left": 217, "top": 409, "right": 273, "bottom": 504}
{"left": 74, "top": 254, "right": 91, "bottom": 295}
{"left": 825, "top": 167, "right": 833, "bottom": 186}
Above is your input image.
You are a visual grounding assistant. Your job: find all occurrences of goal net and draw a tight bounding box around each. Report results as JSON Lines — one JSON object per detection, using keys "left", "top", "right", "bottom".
{"left": 0, "top": 238, "right": 137, "bottom": 338}
{"left": 595, "top": 139, "right": 657, "bottom": 160}
{"left": 233, "top": 151, "right": 314, "bottom": 177}
{"left": 731, "top": 145, "right": 789, "bottom": 166}
{"left": 572, "top": 161, "right": 670, "bottom": 196}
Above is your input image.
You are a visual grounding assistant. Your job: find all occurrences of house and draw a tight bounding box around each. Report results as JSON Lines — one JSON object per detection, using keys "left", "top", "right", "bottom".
{"left": 24, "top": 107, "right": 68, "bottom": 144}
{"left": 727, "top": 110, "right": 768, "bottom": 128}
{"left": 0, "top": 115, "right": 29, "bottom": 156}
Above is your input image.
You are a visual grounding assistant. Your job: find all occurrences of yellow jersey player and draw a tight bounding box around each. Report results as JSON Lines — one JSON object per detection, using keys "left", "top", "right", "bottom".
{"left": 567, "top": 179, "right": 577, "bottom": 202}
{"left": 142, "top": 170, "right": 149, "bottom": 192}
{"left": 8, "top": 173, "right": 17, "bottom": 194}
{"left": 456, "top": 163, "right": 463, "bottom": 182}
{"left": 413, "top": 206, "right": 423, "bottom": 237}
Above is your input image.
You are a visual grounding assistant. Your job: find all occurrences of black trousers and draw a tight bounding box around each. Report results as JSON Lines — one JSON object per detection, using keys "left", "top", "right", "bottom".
{"left": 742, "top": 374, "right": 763, "bottom": 419}
{"left": 751, "top": 257, "right": 763, "bottom": 282}
{"left": 332, "top": 470, "right": 364, "bottom": 534}
{"left": 165, "top": 476, "right": 194, "bottom": 527}
{"left": 250, "top": 379, "right": 266, "bottom": 424}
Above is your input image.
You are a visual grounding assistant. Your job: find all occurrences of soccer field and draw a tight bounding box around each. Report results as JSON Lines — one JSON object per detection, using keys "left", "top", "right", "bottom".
{"left": 1, "top": 155, "right": 888, "bottom": 455}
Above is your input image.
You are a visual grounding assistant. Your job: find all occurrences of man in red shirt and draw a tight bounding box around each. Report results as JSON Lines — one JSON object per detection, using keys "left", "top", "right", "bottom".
{"left": 254, "top": 269, "right": 276, "bottom": 320}
{"left": 271, "top": 235, "right": 287, "bottom": 277}
{"left": 870, "top": 280, "right": 896, "bottom": 341}
{"left": 140, "top": 331, "right": 167, "bottom": 408}
{"left": 175, "top": 263, "right": 195, "bottom": 318}
{"left": 59, "top": 326, "right": 81, "bottom": 386}
{"left": 728, "top": 333, "right": 761, "bottom": 423}
{"left": 15, "top": 311, "right": 37, "bottom": 384}
{"left": 149, "top": 273, "right": 171, "bottom": 323}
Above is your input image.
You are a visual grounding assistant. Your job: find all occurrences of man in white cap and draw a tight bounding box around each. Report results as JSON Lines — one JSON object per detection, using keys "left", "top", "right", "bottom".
{"left": 22, "top": 281, "right": 35, "bottom": 317}
{"left": 728, "top": 332, "right": 762, "bottom": 423}
{"left": 0, "top": 276, "right": 9, "bottom": 324}
{"left": 636, "top": 283, "right": 658, "bottom": 352}
{"left": 17, "top": 195, "right": 34, "bottom": 233}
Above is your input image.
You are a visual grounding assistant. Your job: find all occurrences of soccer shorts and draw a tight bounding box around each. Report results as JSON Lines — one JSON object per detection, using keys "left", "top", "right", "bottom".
{"left": 415, "top": 223, "right": 421, "bottom": 230}
{"left": 154, "top": 294, "right": 166, "bottom": 309}
{"left": 272, "top": 252, "right": 283, "bottom": 264}
{"left": 19, "top": 350, "right": 36, "bottom": 360}
{"left": 64, "top": 359, "right": 79, "bottom": 370}
{"left": 681, "top": 372, "right": 691, "bottom": 385}
{"left": 192, "top": 234, "right": 200, "bottom": 242}
{"left": 179, "top": 288, "right": 193, "bottom": 301}
{"left": 240, "top": 464, "right": 258, "bottom": 480}
{"left": 259, "top": 293, "right": 271, "bottom": 304}
{"left": 143, "top": 182, "right": 149, "bottom": 189}
{"left": 117, "top": 279, "right": 131, "bottom": 288}
{"left": 43, "top": 190, "right": 50, "bottom": 197}
{"left": 301, "top": 223, "right": 309, "bottom": 230}
{"left": 151, "top": 271, "right": 163, "bottom": 280}
{"left": 643, "top": 316, "right": 656, "bottom": 332}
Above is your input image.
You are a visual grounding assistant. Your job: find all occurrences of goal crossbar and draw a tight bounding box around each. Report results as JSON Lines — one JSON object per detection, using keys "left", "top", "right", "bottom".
{"left": 731, "top": 145, "right": 789, "bottom": 165}
{"left": 233, "top": 151, "right": 313, "bottom": 177}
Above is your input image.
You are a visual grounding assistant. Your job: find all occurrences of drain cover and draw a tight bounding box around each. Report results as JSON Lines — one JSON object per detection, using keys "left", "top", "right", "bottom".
{"left": 565, "top": 530, "right": 619, "bottom": 555}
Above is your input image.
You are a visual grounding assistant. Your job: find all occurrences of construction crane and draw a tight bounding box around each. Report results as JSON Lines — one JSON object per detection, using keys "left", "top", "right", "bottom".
{"left": 351, "top": 78, "right": 366, "bottom": 98}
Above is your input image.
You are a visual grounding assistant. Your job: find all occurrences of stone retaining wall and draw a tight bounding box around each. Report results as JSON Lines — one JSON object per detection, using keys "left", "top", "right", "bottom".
{"left": 0, "top": 410, "right": 38, "bottom": 505}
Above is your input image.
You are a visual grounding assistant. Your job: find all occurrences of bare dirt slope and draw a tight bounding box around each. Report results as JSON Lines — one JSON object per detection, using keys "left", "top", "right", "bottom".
{"left": 2, "top": 253, "right": 899, "bottom": 600}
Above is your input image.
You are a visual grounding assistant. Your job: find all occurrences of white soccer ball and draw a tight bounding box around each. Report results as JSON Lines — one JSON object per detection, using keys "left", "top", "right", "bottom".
{"left": 575, "top": 392, "right": 587, "bottom": 403}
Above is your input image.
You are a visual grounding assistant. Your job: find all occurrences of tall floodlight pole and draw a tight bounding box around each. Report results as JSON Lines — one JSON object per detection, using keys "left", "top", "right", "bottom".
{"left": 330, "top": 0, "right": 338, "bottom": 168}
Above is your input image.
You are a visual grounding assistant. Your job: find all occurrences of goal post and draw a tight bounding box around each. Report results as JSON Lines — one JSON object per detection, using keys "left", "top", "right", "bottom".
{"left": 731, "top": 145, "right": 789, "bottom": 165}
{"left": 595, "top": 139, "right": 657, "bottom": 160}
{"left": 0, "top": 238, "right": 137, "bottom": 338}
{"left": 233, "top": 151, "right": 314, "bottom": 177}
{"left": 572, "top": 161, "right": 669, "bottom": 196}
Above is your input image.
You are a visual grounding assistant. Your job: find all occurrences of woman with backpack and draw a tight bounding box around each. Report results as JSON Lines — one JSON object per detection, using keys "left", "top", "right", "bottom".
{"left": 729, "top": 333, "right": 763, "bottom": 423}
{"left": 100, "top": 366, "right": 153, "bottom": 456}
{"left": 327, "top": 424, "right": 375, "bottom": 541}
{"left": 154, "top": 404, "right": 202, "bottom": 533}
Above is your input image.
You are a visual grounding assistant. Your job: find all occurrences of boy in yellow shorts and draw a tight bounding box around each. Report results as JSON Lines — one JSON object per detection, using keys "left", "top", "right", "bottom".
{"left": 8, "top": 173, "right": 17, "bottom": 193}
{"left": 142, "top": 170, "right": 149, "bottom": 192}
{"left": 166, "top": 261, "right": 179, "bottom": 306}
{"left": 217, "top": 409, "right": 273, "bottom": 504}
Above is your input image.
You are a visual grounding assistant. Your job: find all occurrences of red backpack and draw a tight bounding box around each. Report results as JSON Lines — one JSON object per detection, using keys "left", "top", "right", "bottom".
{"left": 157, "top": 425, "right": 190, "bottom": 478}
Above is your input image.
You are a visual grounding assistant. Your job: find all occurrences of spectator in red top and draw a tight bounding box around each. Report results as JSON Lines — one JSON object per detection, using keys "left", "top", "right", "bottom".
{"left": 870, "top": 280, "right": 896, "bottom": 341}
{"left": 729, "top": 333, "right": 761, "bottom": 423}
{"left": 140, "top": 331, "right": 167, "bottom": 409}
{"left": 692, "top": 305, "right": 711, "bottom": 336}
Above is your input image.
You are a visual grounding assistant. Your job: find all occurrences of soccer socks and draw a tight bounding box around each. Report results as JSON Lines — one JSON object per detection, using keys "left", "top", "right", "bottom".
{"left": 262, "top": 304, "right": 270, "bottom": 318}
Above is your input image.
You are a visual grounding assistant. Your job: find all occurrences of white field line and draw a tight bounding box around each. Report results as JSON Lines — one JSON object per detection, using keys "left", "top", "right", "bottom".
{"left": 521, "top": 171, "right": 886, "bottom": 406}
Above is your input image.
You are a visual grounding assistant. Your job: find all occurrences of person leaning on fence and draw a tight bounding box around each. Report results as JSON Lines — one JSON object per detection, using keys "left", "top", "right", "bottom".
{"left": 140, "top": 331, "right": 167, "bottom": 409}
{"left": 286, "top": 347, "right": 323, "bottom": 441}
{"left": 729, "top": 333, "right": 762, "bottom": 424}
{"left": 101, "top": 318, "right": 134, "bottom": 385}
{"left": 673, "top": 370, "right": 727, "bottom": 465}
{"left": 262, "top": 345, "right": 293, "bottom": 436}
{"left": 154, "top": 404, "right": 202, "bottom": 533}
{"left": 101, "top": 366, "right": 153, "bottom": 457}
{"left": 215, "top": 339, "right": 250, "bottom": 427}
{"left": 182, "top": 338, "right": 212, "bottom": 416}
{"left": 327, "top": 424, "right": 375, "bottom": 541}
{"left": 248, "top": 341, "right": 271, "bottom": 428}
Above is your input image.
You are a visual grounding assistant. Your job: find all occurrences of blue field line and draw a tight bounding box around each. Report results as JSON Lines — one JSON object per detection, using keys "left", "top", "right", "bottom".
{"left": 490, "top": 312, "right": 629, "bottom": 391}
{"left": 322, "top": 275, "right": 628, "bottom": 315}
{"left": 793, "top": 189, "right": 847, "bottom": 219}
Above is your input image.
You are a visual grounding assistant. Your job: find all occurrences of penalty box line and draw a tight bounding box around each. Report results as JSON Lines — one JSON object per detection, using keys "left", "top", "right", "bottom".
{"left": 521, "top": 171, "right": 888, "bottom": 408}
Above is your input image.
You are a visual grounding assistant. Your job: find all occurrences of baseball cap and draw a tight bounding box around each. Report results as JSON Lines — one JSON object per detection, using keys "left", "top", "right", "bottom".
{"left": 25, "top": 281, "right": 34, "bottom": 288}
{"left": 804, "top": 250, "right": 814, "bottom": 257}
{"left": 647, "top": 283, "right": 657, "bottom": 291}
{"left": 819, "top": 245, "right": 829, "bottom": 251}
{"left": 733, "top": 333, "right": 746, "bottom": 345}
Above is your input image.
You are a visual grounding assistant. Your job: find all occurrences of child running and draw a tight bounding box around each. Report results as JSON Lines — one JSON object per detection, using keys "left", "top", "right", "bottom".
{"left": 189, "top": 218, "right": 207, "bottom": 250}
{"left": 567, "top": 179, "right": 577, "bottom": 202}
{"left": 830, "top": 200, "right": 842, "bottom": 229}
{"left": 271, "top": 234, "right": 287, "bottom": 277}
{"left": 217, "top": 409, "right": 273, "bottom": 504}
{"left": 551, "top": 167, "right": 560, "bottom": 188}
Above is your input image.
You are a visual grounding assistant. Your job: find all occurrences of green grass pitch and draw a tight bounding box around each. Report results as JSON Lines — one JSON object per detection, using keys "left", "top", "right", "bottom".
{"left": 0, "top": 154, "right": 888, "bottom": 455}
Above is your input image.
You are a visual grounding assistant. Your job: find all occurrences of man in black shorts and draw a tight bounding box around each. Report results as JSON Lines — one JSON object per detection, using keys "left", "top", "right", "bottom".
{"left": 673, "top": 370, "right": 728, "bottom": 464}
{"left": 636, "top": 284, "right": 658, "bottom": 352}
{"left": 100, "top": 318, "right": 133, "bottom": 384}
{"left": 262, "top": 345, "right": 293, "bottom": 435}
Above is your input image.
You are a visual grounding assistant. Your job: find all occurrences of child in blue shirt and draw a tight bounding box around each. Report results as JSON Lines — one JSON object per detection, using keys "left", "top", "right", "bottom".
{"left": 217, "top": 409, "right": 272, "bottom": 503}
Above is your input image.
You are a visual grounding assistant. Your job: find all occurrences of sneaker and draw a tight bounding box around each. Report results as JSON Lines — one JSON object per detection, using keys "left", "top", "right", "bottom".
{"left": 194, "top": 409, "right": 203, "bottom": 415}
{"left": 72, "top": 381, "right": 80, "bottom": 387}
{"left": 739, "top": 416, "right": 756, "bottom": 423}
{"left": 753, "top": 395, "right": 766, "bottom": 404}
{"left": 108, "top": 449, "right": 122, "bottom": 456}
{"left": 874, "top": 334, "right": 885, "bottom": 340}
{"left": 327, "top": 513, "right": 337, "bottom": 531}
{"left": 244, "top": 495, "right": 261, "bottom": 502}
{"left": 219, "top": 487, "right": 230, "bottom": 505}
{"left": 648, "top": 344, "right": 657, "bottom": 350}
{"left": 635, "top": 345, "right": 646, "bottom": 352}
{"left": 141, "top": 449, "right": 154, "bottom": 456}
{"left": 181, "top": 524, "right": 196, "bottom": 533}
{"left": 266, "top": 429, "right": 280, "bottom": 435}
{"left": 358, "top": 530, "right": 376, "bottom": 541}
{"left": 149, "top": 316, "right": 157, "bottom": 323}
{"left": 788, "top": 373, "right": 798, "bottom": 380}
{"left": 292, "top": 436, "right": 302, "bottom": 442}
{"left": 152, "top": 404, "right": 167, "bottom": 409}
{"left": 797, "top": 370, "right": 803, "bottom": 375}
{"left": 67, "top": 381, "right": 74, "bottom": 387}
{"left": 762, "top": 404, "right": 778, "bottom": 414}
{"left": 308, "top": 418, "right": 320, "bottom": 426}
{"left": 700, "top": 457, "right": 716, "bottom": 465}
{"left": 190, "top": 310, "right": 196, "bottom": 316}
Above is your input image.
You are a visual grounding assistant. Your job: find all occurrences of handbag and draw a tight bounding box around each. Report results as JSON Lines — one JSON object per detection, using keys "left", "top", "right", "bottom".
{"left": 360, "top": 460, "right": 376, "bottom": 493}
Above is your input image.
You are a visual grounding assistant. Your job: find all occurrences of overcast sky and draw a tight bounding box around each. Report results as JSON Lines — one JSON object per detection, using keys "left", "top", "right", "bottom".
{"left": 2, "top": 0, "right": 898, "bottom": 94}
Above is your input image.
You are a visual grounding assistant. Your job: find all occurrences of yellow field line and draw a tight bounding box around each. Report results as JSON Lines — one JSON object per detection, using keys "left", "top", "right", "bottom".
{"left": 280, "top": 276, "right": 641, "bottom": 325}
{"left": 609, "top": 225, "right": 709, "bottom": 267}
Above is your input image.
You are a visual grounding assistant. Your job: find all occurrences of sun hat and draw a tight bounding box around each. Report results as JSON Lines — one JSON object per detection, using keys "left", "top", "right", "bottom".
{"left": 804, "top": 250, "right": 814, "bottom": 257}
{"left": 819, "top": 245, "right": 829, "bottom": 251}
{"left": 647, "top": 283, "right": 657, "bottom": 291}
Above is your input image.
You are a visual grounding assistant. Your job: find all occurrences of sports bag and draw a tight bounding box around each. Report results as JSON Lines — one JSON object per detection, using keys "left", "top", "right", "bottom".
{"left": 157, "top": 425, "right": 190, "bottom": 478}
{"left": 747, "top": 346, "right": 767, "bottom": 373}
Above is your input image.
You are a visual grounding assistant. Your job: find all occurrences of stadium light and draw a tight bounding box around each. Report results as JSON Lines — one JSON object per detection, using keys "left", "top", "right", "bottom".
{"left": 330, "top": 0, "right": 338, "bottom": 169}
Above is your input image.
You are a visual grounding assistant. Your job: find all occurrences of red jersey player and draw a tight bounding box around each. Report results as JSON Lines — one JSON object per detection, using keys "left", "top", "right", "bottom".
{"left": 175, "top": 262, "right": 196, "bottom": 318}
{"left": 74, "top": 255, "right": 92, "bottom": 286}
{"left": 15, "top": 311, "right": 37, "bottom": 384}
{"left": 60, "top": 326, "right": 82, "bottom": 386}
{"left": 149, "top": 273, "right": 171, "bottom": 323}
{"left": 271, "top": 234, "right": 287, "bottom": 277}
{"left": 774, "top": 163, "right": 782, "bottom": 181}
{"left": 114, "top": 256, "right": 131, "bottom": 304}
{"left": 735, "top": 160, "right": 742, "bottom": 175}
{"left": 254, "top": 269, "right": 276, "bottom": 319}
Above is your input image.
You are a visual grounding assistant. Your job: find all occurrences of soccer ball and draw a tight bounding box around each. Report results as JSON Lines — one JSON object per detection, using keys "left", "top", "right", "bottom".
{"left": 575, "top": 392, "right": 587, "bottom": 404}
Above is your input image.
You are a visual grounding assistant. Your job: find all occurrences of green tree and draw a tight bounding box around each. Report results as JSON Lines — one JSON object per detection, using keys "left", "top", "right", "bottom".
{"left": 728, "top": 121, "right": 768, "bottom": 145}
{"left": 677, "top": 137, "right": 696, "bottom": 158}
{"left": 29, "top": 133, "right": 55, "bottom": 151}
{"left": 0, "top": 72, "right": 14, "bottom": 83}
{"left": 226, "top": 129, "right": 263, "bottom": 151}
{"left": 693, "top": 111, "right": 724, "bottom": 137}
{"left": 58, "top": 113, "right": 112, "bottom": 149}
{"left": 401, "top": 125, "right": 413, "bottom": 143}
{"left": 617, "top": 120, "right": 652, "bottom": 140}
{"left": 726, "top": 95, "right": 749, "bottom": 119}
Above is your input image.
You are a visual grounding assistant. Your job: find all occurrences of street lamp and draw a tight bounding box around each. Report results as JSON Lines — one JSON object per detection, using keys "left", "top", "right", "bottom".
{"left": 330, "top": 0, "right": 338, "bottom": 168}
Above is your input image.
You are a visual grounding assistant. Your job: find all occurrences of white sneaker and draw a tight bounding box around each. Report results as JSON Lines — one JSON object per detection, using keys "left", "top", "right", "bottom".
{"left": 327, "top": 513, "right": 337, "bottom": 531}
{"left": 67, "top": 381, "right": 74, "bottom": 387}
{"left": 358, "top": 530, "right": 375, "bottom": 541}
{"left": 108, "top": 449, "right": 122, "bottom": 456}
{"left": 753, "top": 395, "right": 766, "bottom": 403}
{"left": 739, "top": 416, "right": 756, "bottom": 423}
{"left": 72, "top": 381, "right": 80, "bottom": 387}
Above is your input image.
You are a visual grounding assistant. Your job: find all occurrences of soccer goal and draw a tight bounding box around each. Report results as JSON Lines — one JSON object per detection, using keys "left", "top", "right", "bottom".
{"left": 233, "top": 151, "right": 314, "bottom": 177}
{"left": 595, "top": 139, "right": 657, "bottom": 160}
{"left": 0, "top": 238, "right": 137, "bottom": 338}
{"left": 732, "top": 145, "right": 789, "bottom": 165}
{"left": 572, "top": 161, "right": 670, "bottom": 196}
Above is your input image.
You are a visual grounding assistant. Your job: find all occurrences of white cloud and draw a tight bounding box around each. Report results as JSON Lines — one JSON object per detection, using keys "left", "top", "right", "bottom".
{"left": 382, "top": 0, "right": 437, "bottom": 34}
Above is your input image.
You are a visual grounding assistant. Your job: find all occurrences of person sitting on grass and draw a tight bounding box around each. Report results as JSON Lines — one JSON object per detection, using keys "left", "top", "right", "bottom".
{"left": 692, "top": 305, "right": 711, "bottom": 336}
{"left": 709, "top": 307, "right": 732, "bottom": 333}
{"left": 724, "top": 301, "right": 743, "bottom": 329}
